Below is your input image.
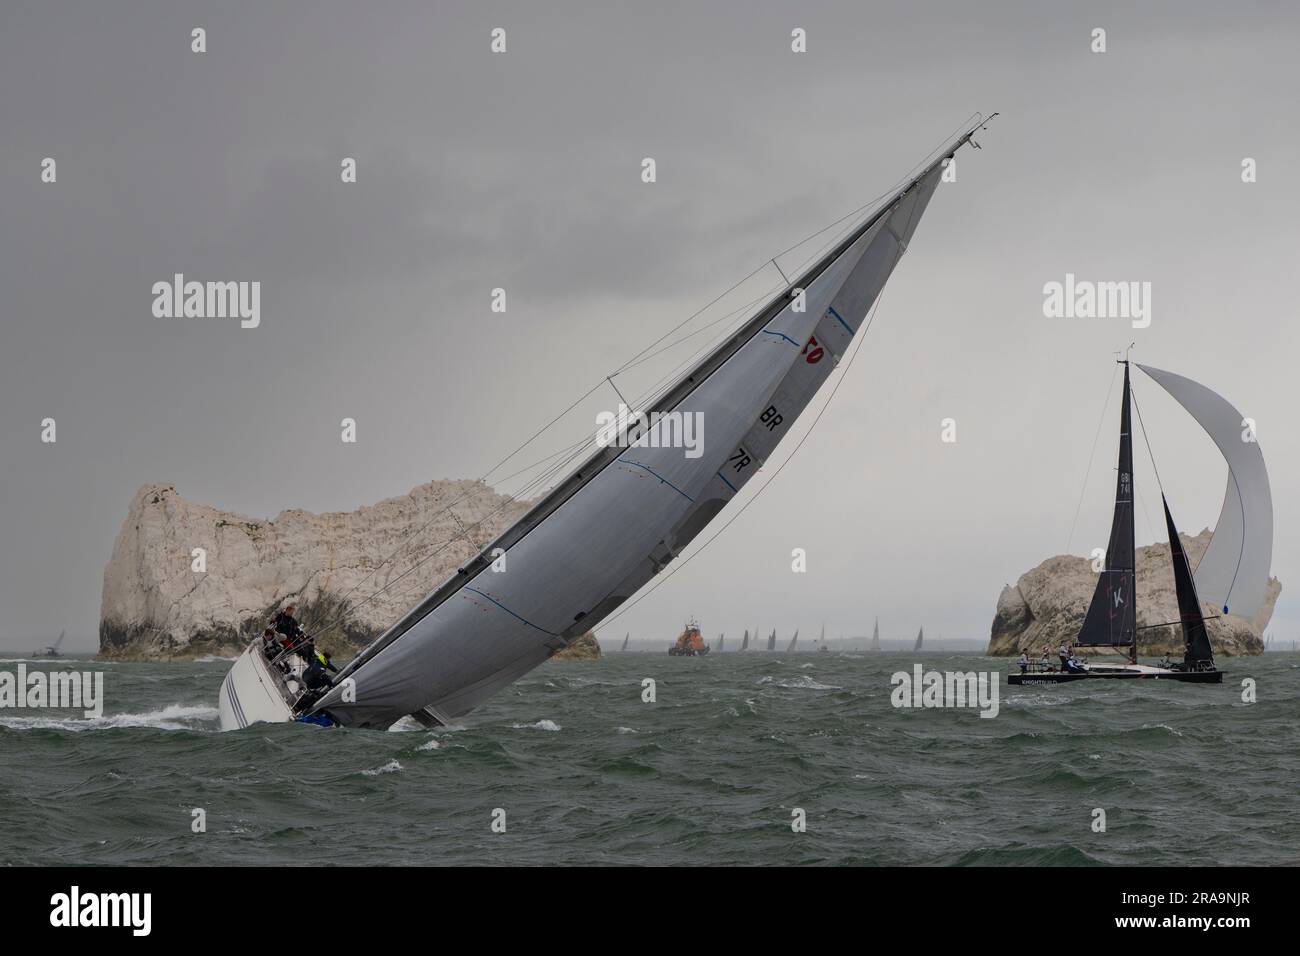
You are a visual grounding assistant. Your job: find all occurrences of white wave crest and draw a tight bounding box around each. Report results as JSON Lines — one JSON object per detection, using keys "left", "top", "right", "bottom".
{"left": 511, "top": 719, "right": 561, "bottom": 732}
{"left": 0, "top": 703, "right": 219, "bottom": 732}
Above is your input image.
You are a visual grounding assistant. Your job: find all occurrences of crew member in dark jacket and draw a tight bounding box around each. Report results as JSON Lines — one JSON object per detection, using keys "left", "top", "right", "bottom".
{"left": 274, "top": 604, "right": 313, "bottom": 662}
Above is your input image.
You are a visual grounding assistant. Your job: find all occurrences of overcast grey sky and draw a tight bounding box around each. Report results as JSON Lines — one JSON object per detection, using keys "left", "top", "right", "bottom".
{"left": 2, "top": 1, "right": 1297, "bottom": 652}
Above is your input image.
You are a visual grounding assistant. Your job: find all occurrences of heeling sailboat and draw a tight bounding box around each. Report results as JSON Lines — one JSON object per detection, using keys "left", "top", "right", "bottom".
{"left": 217, "top": 116, "right": 997, "bottom": 731}
{"left": 870, "top": 617, "right": 881, "bottom": 652}
{"left": 621, "top": 632, "right": 629, "bottom": 652}
{"left": 766, "top": 629, "right": 776, "bottom": 651}
{"left": 740, "top": 630, "right": 749, "bottom": 652}
{"left": 1008, "top": 359, "right": 1258, "bottom": 685}
{"left": 913, "top": 627, "right": 923, "bottom": 652}
{"left": 786, "top": 629, "right": 799, "bottom": 653}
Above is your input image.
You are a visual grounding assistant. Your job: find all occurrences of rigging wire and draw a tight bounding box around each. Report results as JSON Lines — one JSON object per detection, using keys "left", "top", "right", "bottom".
{"left": 1128, "top": 381, "right": 1163, "bottom": 546}
{"left": 300, "top": 199, "right": 883, "bottom": 639}
{"left": 1064, "top": 362, "right": 1119, "bottom": 555}
{"left": 302, "top": 198, "right": 891, "bottom": 640}
{"left": 594, "top": 285, "right": 892, "bottom": 636}
{"left": 303, "top": 115, "right": 984, "bottom": 645}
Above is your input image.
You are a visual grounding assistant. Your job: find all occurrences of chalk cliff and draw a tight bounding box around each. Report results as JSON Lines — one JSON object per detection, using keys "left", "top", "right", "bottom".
{"left": 988, "top": 529, "right": 1278, "bottom": 656}
{"left": 99, "top": 481, "right": 601, "bottom": 662}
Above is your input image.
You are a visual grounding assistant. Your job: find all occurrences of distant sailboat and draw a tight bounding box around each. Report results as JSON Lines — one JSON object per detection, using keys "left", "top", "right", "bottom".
{"left": 913, "top": 627, "right": 923, "bottom": 652}
{"left": 1008, "top": 359, "right": 1263, "bottom": 685}
{"left": 34, "top": 629, "right": 67, "bottom": 659}
{"left": 621, "top": 632, "right": 629, "bottom": 652}
{"left": 740, "top": 630, "right": 749, "bottom": 652}
{"left": 871, "top": 617, "right": 881, "bottom": 652}
{"left": 766, "top": 629, "right": 776, "bottom": 651}
{"left": 716, "top": 633, "right": 725, "bottom": 652}
{"left": 818, "top": 623, "right": 829, "bottom": 653}
{"left": 786, "top": 629, "right": 799, "bottom": 653}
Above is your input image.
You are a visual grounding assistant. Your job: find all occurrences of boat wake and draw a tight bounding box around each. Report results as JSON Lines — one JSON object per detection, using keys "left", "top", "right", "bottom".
{"left": 0, "top": 702, "right": 219, "bottom": 732}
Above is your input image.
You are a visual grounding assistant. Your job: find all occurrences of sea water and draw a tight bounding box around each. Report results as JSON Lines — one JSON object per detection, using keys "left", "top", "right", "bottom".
{"left": 1, "top": 652, "right": 1296, "bottom": 866}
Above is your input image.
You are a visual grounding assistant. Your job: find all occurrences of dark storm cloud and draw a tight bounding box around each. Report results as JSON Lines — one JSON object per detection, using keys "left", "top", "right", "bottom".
{"left": 1, "top": 0, "right": 1297, "bottom": 649}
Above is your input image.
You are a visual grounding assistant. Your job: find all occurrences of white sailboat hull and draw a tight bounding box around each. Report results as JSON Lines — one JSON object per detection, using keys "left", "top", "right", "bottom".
{"left": 218, "top": 642, "right": 296, "bottom": 731}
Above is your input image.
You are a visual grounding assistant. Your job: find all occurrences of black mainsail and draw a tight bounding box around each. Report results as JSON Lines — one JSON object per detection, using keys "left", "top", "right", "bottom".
{"left": 1162, "top": 497, "right": 1215, "bottom": 668}
{"left": 1077, "top": 362, "right": 1137, "bottom": 661}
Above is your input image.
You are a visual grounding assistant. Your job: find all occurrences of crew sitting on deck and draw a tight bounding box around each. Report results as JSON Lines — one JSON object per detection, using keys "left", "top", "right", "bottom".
{"left": 301, "top": 650, "right": 339, "bottom": 693}
{"left": 260, "top": 627, "right": 283, "bottom": 660}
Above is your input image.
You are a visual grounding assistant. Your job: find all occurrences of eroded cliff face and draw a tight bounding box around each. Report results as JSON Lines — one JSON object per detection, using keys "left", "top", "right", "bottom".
{"left": 988, "top": 529, "right": 1278, "bottom": 657}
{"left": 98, "top": 480, "right": 586, "bottom": 661}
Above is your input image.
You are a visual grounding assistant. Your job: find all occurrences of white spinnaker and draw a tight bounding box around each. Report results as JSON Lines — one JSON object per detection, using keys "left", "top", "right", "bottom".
{"left": 1137, "top": 363, "right": 1273, "bottom": 622}
{"left": 315, "top": 158, "right": 952, "bottom": 729}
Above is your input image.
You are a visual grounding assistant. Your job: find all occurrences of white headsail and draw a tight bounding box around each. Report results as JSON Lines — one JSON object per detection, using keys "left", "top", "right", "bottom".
{"left": 309, "top": 120, "right": 990, "bottom": 729}
{"left": 1136, "top": 364, "right": 1273, "bottom": 622}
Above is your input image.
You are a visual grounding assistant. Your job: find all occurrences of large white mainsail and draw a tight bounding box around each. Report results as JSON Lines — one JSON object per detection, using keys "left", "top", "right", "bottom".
{"left": 1136, "top": 363, "right": 1274, "bottom": 622}
{"left": 304, "top": 120, "right": 990, "bottom": 730}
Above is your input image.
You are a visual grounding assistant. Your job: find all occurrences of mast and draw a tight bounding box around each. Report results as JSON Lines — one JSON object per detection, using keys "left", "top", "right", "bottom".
{"left": 1077, "top": 361, "right": 1138, "bottom": 663}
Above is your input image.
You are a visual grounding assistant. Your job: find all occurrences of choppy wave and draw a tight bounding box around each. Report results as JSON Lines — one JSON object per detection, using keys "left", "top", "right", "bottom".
{"left": 1, "top": 653, "right": 1295, "bottom": 866}
{"left": 755, "top": 674, "right": 841, "bottom": 691}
